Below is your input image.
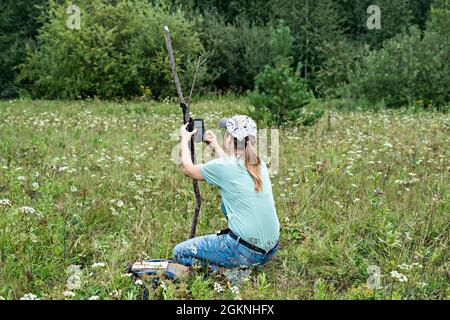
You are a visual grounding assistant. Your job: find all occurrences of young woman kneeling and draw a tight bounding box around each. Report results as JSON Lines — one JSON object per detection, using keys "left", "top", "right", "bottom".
{"left": 174, "top": 115, "right": 280, "bottom": 271}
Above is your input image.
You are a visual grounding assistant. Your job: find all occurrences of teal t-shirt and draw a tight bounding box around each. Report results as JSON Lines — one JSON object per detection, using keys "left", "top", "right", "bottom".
{"left": 200, "top": 155, "right": 280, "bottom": 251}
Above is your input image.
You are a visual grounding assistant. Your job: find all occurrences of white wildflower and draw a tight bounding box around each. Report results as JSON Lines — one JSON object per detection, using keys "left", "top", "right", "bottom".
{"left": 66, "top": 265, "right": 82, "bottom": 290}
{"left": 214, "top": 282, "right": 224, "bottom": 293}
{"left": 70, "top": 186, "right": 78, "bottom": 193}
{"left": 19, "top": 206, "right": 36, "bottom": 215}
{"left": 20, "top": 293, "right": 39, "bottom": 300}
{"left": 17, "top": 176, "right": 26, "bottom": 181}
{"left": 116, "top": 200, "right": 124, "bottom": 208}
{"left": 110, "top": 290, "right": 122, "bottom": 299}
{"left": 410, "top": 177, "right": 420, "bottom": 183}
{"left": 91, "top": 262, "right": 106, "bottom": 268}
{"left": 66, "top": 274, "right": 81, "bottom": 290}
{"left": 390, "top": 270, "right": 408, "bottom": 282}
{"left": 67, "top": 264, "right": 81, "bottom": 274}
{"left": 0, "top": 199, "right": 12, "bottom": 206}
{"left": 31, "top": 182, "right": 39, "bottom": 190}
{"left": 398, "top": 263, "right": 413, "bottom": 271}
{"left": 58, "top": 166, "right": 69, "bottom": 172}
{"left": 418, "top": 282, "right": 428, "bottom": 288}
{"left": 88, "top": 295, "right": 99, "bottom": 300}
{"left": 230, "top": 286, "right": 240, "bottom": 296}
{"left": 63, "top": 291, "right": 76, "bottom": 298}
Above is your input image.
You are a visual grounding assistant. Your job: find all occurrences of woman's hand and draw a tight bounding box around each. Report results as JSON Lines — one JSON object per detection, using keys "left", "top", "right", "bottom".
{"left": 204, "top": 130, "right": 219, "bottom": 148}
{"left": 179, "top": 123, "right": 197, "bottom": 142}
{"left": 204, "top": 130, "right": 226, "bottom": 158}
{"left": 178, "top": 123, "right": 204, "bottom": 181}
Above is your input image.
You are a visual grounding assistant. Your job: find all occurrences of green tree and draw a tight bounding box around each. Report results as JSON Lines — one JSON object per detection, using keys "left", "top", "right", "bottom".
{"left": 0, "top": 0, "right": 49, "bottom": 98}
{"left": 196, "top": 10, "right": 272, "bottom": 91}
{"left": 364, "top": 0, "right": 414, "bottom": 48}
{"left": 345, "top": 7, "right": 449, "bottom": 108}
{"left": 172, "top": 0, "right": 272, "bottom": 24}
{"left": 250, "top": 64, "right": 314, "bottom": 126}
{"left": 346, "top": 28, "right": 422, "bottom": 108}
{"left": 19, "top": 0, "right": 202, "bottom": 99}
{"left": 334, "top": 0, "right": 415, "bottom": 47}
{"left": 415, "top": 7, "right": 450, "bottom": 106}
{"left": 315, "top": 40, "right": 370, "bottom": 98}
{"left": 270, "top": 0, "right": 345, "bottom": 89}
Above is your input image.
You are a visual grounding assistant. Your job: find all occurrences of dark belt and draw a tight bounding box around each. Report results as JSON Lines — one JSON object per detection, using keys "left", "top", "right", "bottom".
{"left": 217, "top": 229, "right": 278, "bottom": 255}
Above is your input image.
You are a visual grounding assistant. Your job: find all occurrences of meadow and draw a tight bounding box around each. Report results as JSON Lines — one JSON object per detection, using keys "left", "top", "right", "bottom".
{"left": 0, "top": 97, "right": 448, "bottom": 300}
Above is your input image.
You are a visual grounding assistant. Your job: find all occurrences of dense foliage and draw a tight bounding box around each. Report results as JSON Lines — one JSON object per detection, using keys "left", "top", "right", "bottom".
{"left": 250, "top": 63, "right": 314, "bottom": 126}
{"left": 0, "top": 0, "right": 48, "bottom": 98}
{"left": 1, "top": 0, "right": 448, "bottom": 109}
{"left": 249, "top": 24, "right": 315, "bottom": 126}
{"left": 345, "top": 9, "right": 450, "bottom": 108}
{"left": 19, "top": 0, "right": 202, "bottom": 99}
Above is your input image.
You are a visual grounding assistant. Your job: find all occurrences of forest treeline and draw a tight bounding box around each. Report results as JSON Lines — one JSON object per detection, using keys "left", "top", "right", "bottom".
{"left": 0, "top": 0, "right": 448, "bottom": 108}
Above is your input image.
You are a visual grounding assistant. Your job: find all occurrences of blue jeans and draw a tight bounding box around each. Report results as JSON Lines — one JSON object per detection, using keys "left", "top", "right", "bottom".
{"left": 173, "top": 233, "right": 278, "bottom": 270}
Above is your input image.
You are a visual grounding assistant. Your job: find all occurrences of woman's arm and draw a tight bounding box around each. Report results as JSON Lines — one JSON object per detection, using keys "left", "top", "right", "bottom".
{"left": 204, "top": 130, "right": 226, "bottom": 158}
{"left": 179, "top": 123, "right": 204, "bottom": 180}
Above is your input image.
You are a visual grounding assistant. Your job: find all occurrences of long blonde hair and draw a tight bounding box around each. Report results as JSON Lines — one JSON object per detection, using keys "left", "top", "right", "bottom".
{"left": 227, "top": 132, "right": 262, "bottom": 192}
{"left": 244, "top": 136, "right": 262, "bottom": 192}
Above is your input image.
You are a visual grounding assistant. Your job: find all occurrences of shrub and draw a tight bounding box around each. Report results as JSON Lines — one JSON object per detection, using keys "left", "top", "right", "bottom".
{"left": 195, "top": 11, "right": 272, "bottom": 92}
{"left": 19, "top": 0, "right": 202, "bottom": 100}
{"left": 344, "top": 8, "right": 450, "bottom": 108}
{"left": 315, "top": 40, "right": 370, "bottom": 98}
{"left": 249, "top": 63, "right": 314, "bottom": 126}
{"left": 414, "top": 8, "right": 450, "bottom": 107}
{"left": 345, "top": 27, "right": 422, "bottom": 108}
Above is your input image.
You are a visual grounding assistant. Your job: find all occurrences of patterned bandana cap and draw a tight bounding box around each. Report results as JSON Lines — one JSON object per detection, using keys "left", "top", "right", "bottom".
{"left": 219, "top": 115, "right": 257, "bottom": 141}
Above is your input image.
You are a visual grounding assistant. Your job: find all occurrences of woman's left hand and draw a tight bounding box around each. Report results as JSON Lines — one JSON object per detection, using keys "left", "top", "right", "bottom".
{"left": 179, "top": 123, "right": 197, "bottom": 142}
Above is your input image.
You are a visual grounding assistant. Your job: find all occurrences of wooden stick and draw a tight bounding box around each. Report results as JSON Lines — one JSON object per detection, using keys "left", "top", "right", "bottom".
{"left": 188, "top": 54, "right": 207, "bottom": 106}
{"left": 163, "top": 26, "right": 202, "bottom": 239}
{"left": 164, "top": 26, "right": 186, "bottom": 105}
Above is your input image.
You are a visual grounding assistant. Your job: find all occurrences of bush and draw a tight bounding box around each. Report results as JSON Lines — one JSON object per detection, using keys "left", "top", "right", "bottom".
{"left": 19, "top": 0, "right": 202, "bottom": 100}
{"left": 345, "top": 28, "right": 422, "bottom": 108}
{"left": 195, "top": 11, "right": 272, "bottom": 92}
{"left": 249, "top": 63, "right": 314, "bottom": 126}
{"left": 315, "top": 40, "right": 369, "bottom": 98}
{"left": 344, "top": 8, "right": 450, "bottom": 108}
{"left": 414, "top": 8, "right": 450, "bottom": 107}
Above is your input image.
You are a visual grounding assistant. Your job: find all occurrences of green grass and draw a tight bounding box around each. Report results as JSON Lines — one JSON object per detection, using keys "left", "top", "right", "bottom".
{"left": 0, "top": 97, "right": 448, "bottom": 300}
